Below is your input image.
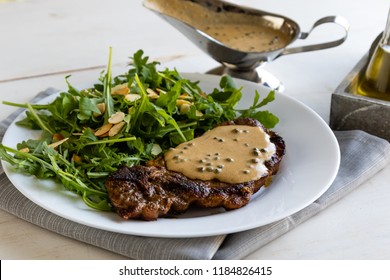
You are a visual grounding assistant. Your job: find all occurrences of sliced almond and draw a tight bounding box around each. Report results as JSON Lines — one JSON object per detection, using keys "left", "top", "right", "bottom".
{"left": 108, "top": 111, "right": 125, "bottom": 124}
{"left": 93, "top": 102, "right": 106, "bottom": 117}
{"left": 179, "top": 103, "right": 191, "bottom": 115}
{"left": 146, "top": 88, "right": 158, "bottom": 95}
{"left": 52, "top": 133, "right": 65, "bottom": 142}
{"left": 94, "top": 123, "right": 113, "bottom": 136}
{"left": 178, "top": 93, "right": 192, "bottom": 100}
{"left": 146, "top": 88, "right": 159, "bottom": 99}
{"left": 111, "top": 83, "right": 130, "bottom": 95}
{"left": 98, "top": 131, "right": 110, "bottom": 138}
{"left": 156, "top": 88, "right": 166, "bottom": 94}
{"left": 195, "top": 110, "right": 204, "bottom": 117}
{"left": 176, "top": 99, "right": 191, "bottom": 107}
{"left": 19, "top": 147, "right": 29, "bottom": 153}
{"left": 108, "top": 121, "right": 126, "bottom": 137}
{"left": 125, "top": 93, "right": 141, "bottom": 102}
{"left": 48, "top": 137, "right": 69, "bottom": 148}
{"left": 72, "top": 154, "right": 83, "bottom": 163}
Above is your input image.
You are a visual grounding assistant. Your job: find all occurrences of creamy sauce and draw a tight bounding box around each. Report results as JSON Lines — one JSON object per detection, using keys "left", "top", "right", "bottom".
{"left": 164, "top": 125, "right": 276, "bottom": 184}
{"left": 203, "top": 23, "right": 287, "bottom": 53}
{"left": 145, "top": 0, "right": 291, "bottom": 53}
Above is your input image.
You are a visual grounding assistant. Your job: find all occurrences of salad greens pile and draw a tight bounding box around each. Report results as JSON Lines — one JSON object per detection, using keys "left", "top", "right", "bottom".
{"left": 0, "top": 49, "right": 278, "bottom": 211}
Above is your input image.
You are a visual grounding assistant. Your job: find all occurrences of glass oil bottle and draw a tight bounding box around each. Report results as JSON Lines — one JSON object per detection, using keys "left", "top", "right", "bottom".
{"left": 356, "top": 9, "right": 390, "bottom": 101}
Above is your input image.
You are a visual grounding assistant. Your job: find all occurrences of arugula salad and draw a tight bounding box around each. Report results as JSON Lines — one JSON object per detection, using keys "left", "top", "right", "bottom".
{"left": 0, "top": 49, "right": 278, "bottom": 211}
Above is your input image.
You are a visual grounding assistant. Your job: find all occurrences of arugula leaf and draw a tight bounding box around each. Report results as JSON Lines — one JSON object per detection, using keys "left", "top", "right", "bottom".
{"left": 129, "top": 74, "right": 150, "bottom": 134}
{"left": 77, "top": 96, "right": 101, "bottom": 121}
{"left": 1, "top": 48, "right": 280, "bottom": 212}
{"left": 238, "top": 90, "right": 279, "bottom": 128}
{"left": 25, "top": 103, "right": 55, "bottom": 134}
{"left": 0, "top": 144, "right": 111, "bottom": 211}
{"left": 130, "top": 49, "right": 160, "bottom": 88}
{"left": 65, "top": 75, "right": 81, "bottom": 96}
{"left": 103, "top": 47, "right": 114, "bottom": 123}
{"left": 155, "top": 80, "right": 181, "bottom": 114}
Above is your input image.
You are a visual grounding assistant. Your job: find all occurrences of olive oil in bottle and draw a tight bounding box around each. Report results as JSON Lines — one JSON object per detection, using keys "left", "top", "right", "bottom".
{"left": 356, "top": 9, "right": 390, "bottom": 101}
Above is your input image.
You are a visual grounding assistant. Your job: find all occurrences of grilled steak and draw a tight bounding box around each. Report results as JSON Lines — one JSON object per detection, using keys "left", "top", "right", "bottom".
{"left": 105, "top": 118, "right": 285, "bottom": 220}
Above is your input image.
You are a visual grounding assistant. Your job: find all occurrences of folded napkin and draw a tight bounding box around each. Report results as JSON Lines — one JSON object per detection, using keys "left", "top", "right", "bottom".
{"left": 1, "top": 88, "right": 390, "bottom": 260}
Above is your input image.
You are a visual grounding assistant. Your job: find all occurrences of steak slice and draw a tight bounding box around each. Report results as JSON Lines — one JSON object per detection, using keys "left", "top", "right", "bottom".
{"left": 105, "top": 118, "right": 285, "bottom": 220}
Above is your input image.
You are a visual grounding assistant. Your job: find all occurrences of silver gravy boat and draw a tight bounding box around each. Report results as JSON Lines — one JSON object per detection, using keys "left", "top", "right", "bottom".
{"left": 143, "top": 0, "right": 349, "bottom": 89}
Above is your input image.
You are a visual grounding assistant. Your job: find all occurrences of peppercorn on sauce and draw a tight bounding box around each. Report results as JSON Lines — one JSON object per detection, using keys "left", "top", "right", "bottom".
{"left": 164, "top": 125, "right": 276, "bottom": 184}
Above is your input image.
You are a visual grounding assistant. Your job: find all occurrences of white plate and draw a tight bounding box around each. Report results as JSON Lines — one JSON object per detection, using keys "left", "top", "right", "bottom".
{"left": 2, "top": 73, "right": 340, "bottom": 238}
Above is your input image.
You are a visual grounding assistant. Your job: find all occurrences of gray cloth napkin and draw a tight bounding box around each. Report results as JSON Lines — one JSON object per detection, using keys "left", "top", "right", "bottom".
{"left": 1, "top": 88, "right": 390, "bottom": 260}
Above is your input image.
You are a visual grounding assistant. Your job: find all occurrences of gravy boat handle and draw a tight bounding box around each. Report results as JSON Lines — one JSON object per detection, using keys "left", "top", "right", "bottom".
{"left": 279, "top": 16, "right": 350, "bottom": 57}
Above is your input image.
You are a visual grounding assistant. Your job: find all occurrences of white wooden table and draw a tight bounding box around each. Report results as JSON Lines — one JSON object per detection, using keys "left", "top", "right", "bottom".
{"left": 1, "top": 0, "right": 389, "bottom": 259}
